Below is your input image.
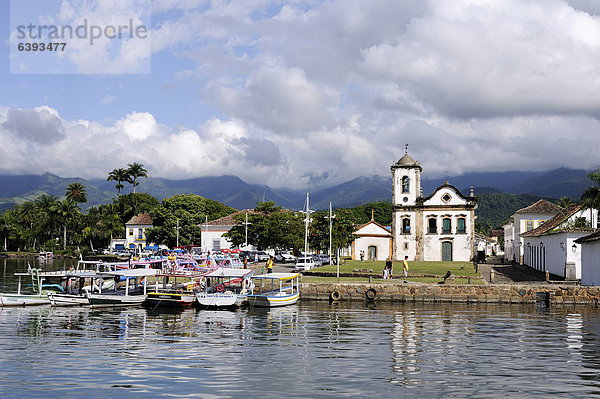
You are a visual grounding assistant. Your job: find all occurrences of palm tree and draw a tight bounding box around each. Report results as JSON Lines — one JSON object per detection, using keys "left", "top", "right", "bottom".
{"left": 35, "top": 194, "right": 60, "bottom": 241}
{"left": 52, "top": 199, "right": 80, "bottom": 250}
{"left": 0, "top": 210, "right": 16, "bottom": 251}
{"left": 581, "top": 170, "right": 600, "bottom": 227}
{"left": 558, "top": 196, "right": 574, "bottom": 209}
{"left": 66, "top": 182, "right": 88, "bottom": 204}
{"left": 107, "top": 168, "right": 132, "bottom": 196}
{"left": 127, "top": 162, "right": 148, "bottom": 194}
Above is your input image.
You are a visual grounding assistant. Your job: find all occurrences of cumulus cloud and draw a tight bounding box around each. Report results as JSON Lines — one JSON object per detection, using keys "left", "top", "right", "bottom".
{"left": 361, "top": 0, "right": 600, "bottom": 118}
{"left": 2, "top": 106, "right": 65, "bottom": 144}
{"left": 3, "top": 0, "right": 600, "bottom": 189}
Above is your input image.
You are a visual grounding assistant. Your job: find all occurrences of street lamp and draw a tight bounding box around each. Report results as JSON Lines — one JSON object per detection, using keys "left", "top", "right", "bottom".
{"left": 324, "top": 201, "right": 337, "bottom": 277}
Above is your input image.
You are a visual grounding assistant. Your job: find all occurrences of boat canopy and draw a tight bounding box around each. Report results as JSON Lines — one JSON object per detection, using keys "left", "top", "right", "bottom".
{"left": 252, "top": 273, "right": 299, "bottom": 280}
{"left": 97, "top": 269, "right": 158, "bottom": 278}
{"left": 205, "top": 267, "right": 253, "bottom": 278}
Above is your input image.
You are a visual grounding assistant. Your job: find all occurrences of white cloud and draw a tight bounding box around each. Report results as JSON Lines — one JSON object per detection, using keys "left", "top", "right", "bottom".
{"left": 4, "top": 0, "right": 600, "bottom": 189}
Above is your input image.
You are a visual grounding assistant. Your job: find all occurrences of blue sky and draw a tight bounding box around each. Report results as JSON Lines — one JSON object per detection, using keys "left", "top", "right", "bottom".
{"left": 1, "top": 0, "right": 600, "bottom": 189}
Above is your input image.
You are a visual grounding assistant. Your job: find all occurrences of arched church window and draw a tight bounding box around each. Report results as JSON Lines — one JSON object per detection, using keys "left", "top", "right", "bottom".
{"left": 402, "top": 218, "right": 411, "bottom": 234}
{"left": 442, "top": 218, "right": 452, "bottom": 234}
{"left": 401, "top": 176, "right": 410, "bottom": 193}
{"left": 428, "top": 218, "right": 437, "bottom": 234}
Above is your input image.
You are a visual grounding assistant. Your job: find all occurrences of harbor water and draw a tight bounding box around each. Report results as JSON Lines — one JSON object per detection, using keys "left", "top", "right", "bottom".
{"left": 1, "top": 258, "right": 600, "bottom": 398}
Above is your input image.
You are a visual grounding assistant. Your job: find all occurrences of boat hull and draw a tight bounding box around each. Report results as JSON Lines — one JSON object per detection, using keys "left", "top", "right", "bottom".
{"left": 196, "top": 293, "right": 247, "bottom": 309}
{"left": 0, "top": 293, "right": 51, "bottom": 307}
{"left": 144, "top": 292, "right": 197, "bottom": 308}
{"left": 48, "top": 292, "right": 90, "bottom": 307}
{"left": 246, "top": 291, "right": 299, "bottom": 307}
{"left": 87, "top": 293, "right": 147, "bottom": 307}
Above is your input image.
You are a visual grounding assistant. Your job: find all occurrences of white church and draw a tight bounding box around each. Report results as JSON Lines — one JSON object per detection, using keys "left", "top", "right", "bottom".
{"left": 391, "top": 150, "right": 477, "bottom": 262}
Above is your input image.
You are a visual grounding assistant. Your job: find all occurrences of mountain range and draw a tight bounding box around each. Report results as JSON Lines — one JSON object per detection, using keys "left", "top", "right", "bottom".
{"left": 0, "top": 168, "right": 594, "bottom": 221}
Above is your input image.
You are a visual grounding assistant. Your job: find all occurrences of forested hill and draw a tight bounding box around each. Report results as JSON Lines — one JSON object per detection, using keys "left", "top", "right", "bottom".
{"left": 473, "top": 192, "right": 556, "bottom": 229}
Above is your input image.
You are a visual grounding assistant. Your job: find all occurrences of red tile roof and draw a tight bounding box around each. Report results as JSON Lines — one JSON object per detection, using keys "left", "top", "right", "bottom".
{"left": 520, "top": 204, "right": 585, "bottom": 237}
{"left": 203, "top": 210, "right": 256, "bottom": 226}
{"left": 126, "top": 213, "right": 153, "bottom": 225}
{"left": 513, "top": 199, "right": 562, "bottom": 216}
{"left": 575, "top": 231, "right": 600, "bottom": 243}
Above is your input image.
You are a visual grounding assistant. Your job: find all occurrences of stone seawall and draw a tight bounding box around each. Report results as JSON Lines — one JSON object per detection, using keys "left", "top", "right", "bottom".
{"left": 300, "top": 283, "right": 600, "bottom": 306}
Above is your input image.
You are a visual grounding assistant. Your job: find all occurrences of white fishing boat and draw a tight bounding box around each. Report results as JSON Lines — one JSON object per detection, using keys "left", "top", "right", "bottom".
{"left": 144, "top": 270, "right": 208, "bottom": 308}
{"left": 86, "top": 268, "right": 158, "bottom": 307}
{"left": 47, "top": 260, "right": 115, "bottom": 306}
{"left": 0, "top": 267, "right": 65, "bottom": 307}
{"left": 246, "top": 272, "right": 300, "bottom": 308}
{"left": 196, "top": 267, "right": 254, "bottom": 309}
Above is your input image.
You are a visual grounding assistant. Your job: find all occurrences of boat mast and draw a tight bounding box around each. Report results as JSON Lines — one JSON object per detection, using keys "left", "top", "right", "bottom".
{"left": 301, "top": 193, "right": 314, "bottom": 257}
{"left": 325, "top": 201, "right": 336, "bottom": 258}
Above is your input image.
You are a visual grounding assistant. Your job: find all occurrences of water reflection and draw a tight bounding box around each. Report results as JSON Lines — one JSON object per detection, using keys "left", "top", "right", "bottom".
{"left": 1, "top": 269, "right": 600, "bottom": 397}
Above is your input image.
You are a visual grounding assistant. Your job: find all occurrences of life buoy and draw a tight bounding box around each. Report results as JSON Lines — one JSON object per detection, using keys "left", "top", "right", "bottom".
{"left": 330, "top": 290, "right": 341, "bottom": 301}
{"left": 365, "top": 288, "right": 377, "bottom": 301}
{"left": 216, "top": 283, "right": 225, "bottom": 293}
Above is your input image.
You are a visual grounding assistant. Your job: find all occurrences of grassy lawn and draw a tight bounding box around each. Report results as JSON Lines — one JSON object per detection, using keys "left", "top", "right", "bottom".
{"left": 301, "top": 276, "right": 484, "bottom": 285}
{"left": 315, "top": 259, "right": 478, "bottom": 277}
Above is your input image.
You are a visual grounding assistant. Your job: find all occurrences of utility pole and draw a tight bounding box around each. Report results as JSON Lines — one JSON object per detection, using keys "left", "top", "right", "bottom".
{"left": 324, "top": 201, "right": 336, "bottom": 259}
{"left": 176, "top": 218, "right": 180, "bottom": 247}
{"left": 300, "top": 193, "right": 314, "bottom": 257}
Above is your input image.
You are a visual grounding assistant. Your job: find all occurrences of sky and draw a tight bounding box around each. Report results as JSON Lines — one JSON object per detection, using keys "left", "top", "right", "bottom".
{"left": 1, "top": 0, "right": 600, "bottom": 189}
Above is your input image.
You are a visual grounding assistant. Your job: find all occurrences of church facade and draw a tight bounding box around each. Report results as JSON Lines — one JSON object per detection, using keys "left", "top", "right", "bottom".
{"left": 391, "top": 151, "right": 477, "bottom": 262}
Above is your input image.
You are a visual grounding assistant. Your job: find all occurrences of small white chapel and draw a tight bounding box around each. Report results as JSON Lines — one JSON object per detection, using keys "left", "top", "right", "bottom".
{"left": 391, "top": 149, "right": 477, "bottom": 262}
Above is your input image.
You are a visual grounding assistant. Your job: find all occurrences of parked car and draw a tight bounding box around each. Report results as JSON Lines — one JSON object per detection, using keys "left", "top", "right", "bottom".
{"left": 316, "top": 254, "right": 331, "bottom": 265}
{"left": 295, "top": 256, "right": 317, "bottom": 271}
{"left": 275, "top": 250, "right": 296, "bottom": 263}
{"left": 311, "top": 255, "right": 322, "bottom": 267}
{"left": 256, "top": 251, "right": 270, "bottom": 262}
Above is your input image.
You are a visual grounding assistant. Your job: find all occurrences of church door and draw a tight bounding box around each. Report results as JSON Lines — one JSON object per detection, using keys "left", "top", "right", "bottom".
{"left": 442, "top": 241, "right": 452, "bottom": 261}
{"left": 368, "top": 245, "right": 377, "bottom": 261}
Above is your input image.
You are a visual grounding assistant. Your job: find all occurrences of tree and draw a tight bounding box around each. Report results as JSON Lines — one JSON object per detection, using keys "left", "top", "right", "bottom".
{"left": 35, "top": 194, "right": 60, "bottom": 241}
{"left": 0, "top": 210, "right": 16, "bottom": 251}
{"left": 52, "top": 199, "right": 80, "bottom": 250}
{"left": 107, "top": 168, "right": 131, "bottom": 196}
{"left": 127, "top": 162, "right": 148, "bottom": 194}
{"left": 146, "top": 194, "right": 236, "bottom": 248}
{"left": 224, "top": 202, "right": 304, "bottom": 251}
{"left": 115, "top": 193, "right": 161, "bottom": 225}
{"left": 66, "top": 182, "right": 88, "bottom": 204}
{"left": 558, "top": 196, "right": 574, "bottom": 209}
{"left": 581, "top": 170, "right": 600, "bottom": 212}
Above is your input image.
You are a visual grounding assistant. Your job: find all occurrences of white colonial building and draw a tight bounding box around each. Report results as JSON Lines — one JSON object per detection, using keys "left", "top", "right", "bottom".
{"left": 576, "top": 231, "right": 600, "bottom": 286}
{"left": 200, "top": 210, "right": 256, "bottom": 252}
{"left": 352, "top": 217, "right": 392, "bottom": 261}
{"left": 503, "top": 199, "right": 562, "bottom": 264}
{"left": 520, "top": 204, "right": 598, "bottom": 280}
{"left": 125, "top": 213, "right": 154, "bottom": 252}
{"left": 391, "top": 151, "right": 477, "bottom": 262}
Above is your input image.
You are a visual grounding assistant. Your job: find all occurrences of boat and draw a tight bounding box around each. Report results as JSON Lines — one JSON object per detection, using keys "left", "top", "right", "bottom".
{"left": 144, "top": 270, "right": 208, "bottom": 309}
{"left": 86, "top": 268, "right": 158, "bottom": 307}
{"left": 38, "top": 251, "right": 53, "bottom": 260}
{"left": 0, "top": 266, "right": 65, "bottom": 307}
{"left": 196, "top": 267, "right": 254, "bottom": 309}
{"left": 47, "top": 259, "right": 121, "bottom": 306}
{"left": 246, "top": 272, "right": 300, "bottom": 307}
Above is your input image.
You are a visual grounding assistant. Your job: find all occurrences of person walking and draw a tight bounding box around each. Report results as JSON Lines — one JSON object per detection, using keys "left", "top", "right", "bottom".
{"left": 402, "top": 256, "right": 409, "bottom": 283}
{"left": 243, "top": 256, "right": 248, "bottom": 269}
{"left": 360, "top": 250, "right": 365, "bottom": 262}
{"left": 385, "top": 257, "right": 393, "bottom": 279}
{"left": 266, "top": 256, "right": 274, "bottom": 274}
